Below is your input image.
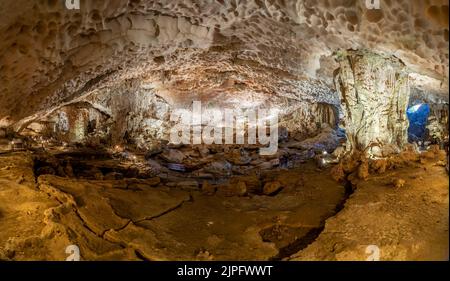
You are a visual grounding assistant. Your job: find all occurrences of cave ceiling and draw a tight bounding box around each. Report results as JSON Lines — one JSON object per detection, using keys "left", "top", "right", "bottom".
{"left": 0, "top": 0, "right": 448, "bottom": 127}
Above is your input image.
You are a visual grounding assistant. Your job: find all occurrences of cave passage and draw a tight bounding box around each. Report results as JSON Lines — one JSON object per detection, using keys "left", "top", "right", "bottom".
{"left": 0, "top": 0, "right": 448, "bottom": 262}
{"left": 407, "top": 103, "right": 430, "bottom": 143}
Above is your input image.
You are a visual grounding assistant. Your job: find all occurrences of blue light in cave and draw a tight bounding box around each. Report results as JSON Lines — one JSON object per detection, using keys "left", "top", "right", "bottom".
{"left": 407, "top": 103, "right": 430, "bottom": 142}
{"left": 407, "top": 104, "right": 423, "bottom": 114}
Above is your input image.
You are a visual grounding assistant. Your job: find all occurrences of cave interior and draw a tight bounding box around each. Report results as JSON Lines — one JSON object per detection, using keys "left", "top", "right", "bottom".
{"left": 0, "top": 0, "right": 448, "bottom": 261}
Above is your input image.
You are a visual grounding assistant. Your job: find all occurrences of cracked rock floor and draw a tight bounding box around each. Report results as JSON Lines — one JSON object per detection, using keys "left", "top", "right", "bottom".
{"left": 0, "top": 151, "right": 448, "bottom": 261}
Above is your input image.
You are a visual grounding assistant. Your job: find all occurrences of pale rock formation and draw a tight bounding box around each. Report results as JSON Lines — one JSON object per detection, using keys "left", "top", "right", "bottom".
{"left": 426, "top": 103, "right": 449, "bottom": 143}
{"left": 0, "top": 0, "right": 448, "bottom": 137}
{"left": 334, "top": 49, "right": 411, "bottom": 155}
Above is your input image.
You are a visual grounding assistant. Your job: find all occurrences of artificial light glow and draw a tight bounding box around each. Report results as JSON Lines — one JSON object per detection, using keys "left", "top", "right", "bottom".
{"left": 407, "top": 104, "right": 423, "bottom": 114}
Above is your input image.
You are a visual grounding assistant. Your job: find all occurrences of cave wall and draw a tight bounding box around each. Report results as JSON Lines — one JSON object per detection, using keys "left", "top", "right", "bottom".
{"left": 427, "top": 103, "right": 449, "bottom": 144}
{"left": 280, "top": 102, "right": 339, "bottom": 140}
{"left": 334, "top": 49, "right": 410, "bottom": 155}
{"left": 16, "top": 77, "right": 341, "bottom": 151}
{"left": 29, "top": 103, "right": 112, "bottom": 145}
{"left": 53, "top": 104, "right": 110, "bottom": 144}
{"left": 0, "top": 0, "right": 448, "bottom": 127}
{"left": 85, "top": 81, "right": 172, "bottom": 150}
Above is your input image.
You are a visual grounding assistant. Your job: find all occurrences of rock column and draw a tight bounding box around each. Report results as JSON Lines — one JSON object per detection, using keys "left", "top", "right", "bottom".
{"left": 334, "top": 50, "right": 410, "bottom": 155}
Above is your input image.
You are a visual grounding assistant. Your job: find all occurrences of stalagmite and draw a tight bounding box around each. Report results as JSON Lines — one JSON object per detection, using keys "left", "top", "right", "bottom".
{"left": 0, "top": 0, "right": 448, "bottom": 263}
{"left": 334, "top": 50, "right": 411, "bottom": 156}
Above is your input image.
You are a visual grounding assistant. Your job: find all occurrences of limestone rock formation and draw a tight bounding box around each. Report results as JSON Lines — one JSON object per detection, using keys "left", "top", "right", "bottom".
{"left": 0, "top": 0, "right": 448, "bottom": 263}
{"left": 334, "top": 49, "right": 411, "bottom": 155}
{"left": 0, "top": 0, "right": 448, "bottom": 136}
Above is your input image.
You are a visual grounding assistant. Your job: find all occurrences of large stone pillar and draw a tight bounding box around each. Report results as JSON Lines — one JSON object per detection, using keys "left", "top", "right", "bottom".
{"left": 334, "top": 49, "right": 410, "bottom": 155}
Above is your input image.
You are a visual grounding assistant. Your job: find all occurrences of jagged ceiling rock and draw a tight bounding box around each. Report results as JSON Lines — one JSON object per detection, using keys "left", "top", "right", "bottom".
{"left": 0, "top": 0, "right": 448, "bottom": 126}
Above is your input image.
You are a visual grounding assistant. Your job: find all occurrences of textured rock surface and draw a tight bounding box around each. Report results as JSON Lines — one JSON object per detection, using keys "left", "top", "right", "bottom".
{"left": 426, "top": 103, "right": 449, "bottom": 143}
{"left": 290, "top": 150, "right": 449, "bottom": 261}
{"left": 16, "top": 78, "right": 341, "bottom": 149}
{"left": 0, "top": 0, "right": 448, "bottom": 131}
{"left": 0, "top": 0, "right": 448, "bottom": 262}
{"left": 0, "top": 152, "right": 347, "bottom": 261}
{"left": 335, "top": 49, "right": 410, "bottom": 154}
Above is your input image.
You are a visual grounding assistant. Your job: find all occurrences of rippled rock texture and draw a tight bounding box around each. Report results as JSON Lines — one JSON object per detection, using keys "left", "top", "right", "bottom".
{"left": 335, "top": 49, "right": 410, "bottom": 155}
{"left": 0, "top": 0, "right": 448, "bottom": 130}
{"left": 0, "top": 0, "right": 448, "bottom": 262}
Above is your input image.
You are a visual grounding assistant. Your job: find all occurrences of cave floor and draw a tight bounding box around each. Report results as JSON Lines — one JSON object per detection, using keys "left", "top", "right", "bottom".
{"left": 291, "top": 154, "right": 449, "bottom": 261}
{"left": 0, "top": 150, "right": 448, "bottom": 261}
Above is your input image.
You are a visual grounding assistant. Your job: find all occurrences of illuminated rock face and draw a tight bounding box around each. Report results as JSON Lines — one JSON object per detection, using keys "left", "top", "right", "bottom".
{"left": 427, "top": 103, "right": 449, "bottom": 143}
{"left": 0, "top": 0, "right": 448, "bottom": 128}
{"left": 23, "top": 83, "right": 340, "bottom": 150}
{"left": 0, "top": 0, "right": 448, "bottom": 154}
{"left": 334, "top": 50, "right": 410, "bottom": 154}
